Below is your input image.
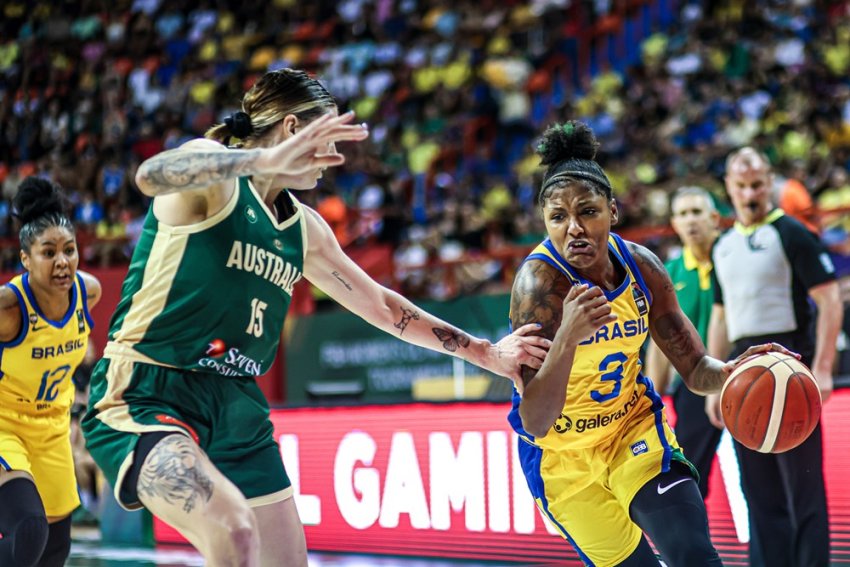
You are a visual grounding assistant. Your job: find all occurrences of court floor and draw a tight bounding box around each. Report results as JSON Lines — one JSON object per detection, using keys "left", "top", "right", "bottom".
{"left": 67, "top": 543, "right": 529, "bottom": 567}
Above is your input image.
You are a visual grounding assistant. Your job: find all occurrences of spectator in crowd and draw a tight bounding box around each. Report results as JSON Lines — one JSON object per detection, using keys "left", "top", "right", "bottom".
{"left": 705, "top": 147, "right": 842, "bottom": 567}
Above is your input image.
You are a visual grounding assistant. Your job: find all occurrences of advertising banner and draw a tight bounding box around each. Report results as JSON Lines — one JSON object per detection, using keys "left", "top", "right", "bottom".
{"left": 285, "top": 295, "right": 513, "bottom": 403}
{"left": 155, "top": 394, "right": 850, "bottom": 564}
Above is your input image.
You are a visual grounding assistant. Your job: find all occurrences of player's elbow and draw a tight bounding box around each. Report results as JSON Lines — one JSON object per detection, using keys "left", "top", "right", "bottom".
{"left": 519, "top": 407, "right": 554, "bottom": 438}
{"left": 134, "top": 167, "right": 159, "bottom": 197}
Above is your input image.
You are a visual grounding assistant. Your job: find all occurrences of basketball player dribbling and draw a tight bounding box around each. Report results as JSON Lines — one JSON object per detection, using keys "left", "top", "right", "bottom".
{"left": 82, "top": 68, "right": 551, "bottom": 567}
{"left": 508, "top": 122, "right": 791, "bottom": 566}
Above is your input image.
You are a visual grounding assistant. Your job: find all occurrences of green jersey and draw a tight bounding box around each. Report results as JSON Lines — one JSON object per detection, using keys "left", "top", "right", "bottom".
{"left": 665, "top": 247, "right": 714, "bottom": 388}
{"left": 107, "top": 177, "right": 305, "bottom": 377}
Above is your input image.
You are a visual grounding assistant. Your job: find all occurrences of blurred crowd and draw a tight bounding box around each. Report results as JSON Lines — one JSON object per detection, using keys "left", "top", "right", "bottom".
{"left": 1, "top": 0, "right": 850, "bottom": 297}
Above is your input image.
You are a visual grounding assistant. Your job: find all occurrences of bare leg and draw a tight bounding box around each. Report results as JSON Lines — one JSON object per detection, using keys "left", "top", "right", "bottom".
{"left": 254, "top": 497, "right": 308, "bottom": 567}
{"left": 136, "top": 434, "right": 259, "bottom": 567}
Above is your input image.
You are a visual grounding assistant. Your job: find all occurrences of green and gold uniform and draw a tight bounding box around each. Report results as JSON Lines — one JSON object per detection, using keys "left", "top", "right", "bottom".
{"left": 83, "top": 178, "right": 305, "bottom": 509}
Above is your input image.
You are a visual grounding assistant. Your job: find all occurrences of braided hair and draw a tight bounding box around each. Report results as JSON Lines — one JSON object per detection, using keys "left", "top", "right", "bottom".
{"left": 13, "top": 177, "right": 74, "bottom": 253}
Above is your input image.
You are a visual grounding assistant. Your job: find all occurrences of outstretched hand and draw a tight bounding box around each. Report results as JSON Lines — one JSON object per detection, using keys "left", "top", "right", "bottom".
{"left": 488, "top": 323, "right": 552, "bottom": 393}
{"left": 256, "top": 111, "right": 369, "bottom": 177}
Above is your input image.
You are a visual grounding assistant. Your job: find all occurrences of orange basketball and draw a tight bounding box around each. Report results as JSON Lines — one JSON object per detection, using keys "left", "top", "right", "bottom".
{"left": 720, "top": 352, "right": 821, "bottom": 453}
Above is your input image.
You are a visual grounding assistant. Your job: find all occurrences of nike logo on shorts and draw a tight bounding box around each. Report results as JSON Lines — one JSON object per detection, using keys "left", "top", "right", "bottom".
{"left": 656, "top": 478, "right": 689, "bottom": 495}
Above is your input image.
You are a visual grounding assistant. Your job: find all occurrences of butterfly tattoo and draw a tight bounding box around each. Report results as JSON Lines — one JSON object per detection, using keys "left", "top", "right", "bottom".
{"left": 432, "top": 328, "right": 471, "bottom": 352}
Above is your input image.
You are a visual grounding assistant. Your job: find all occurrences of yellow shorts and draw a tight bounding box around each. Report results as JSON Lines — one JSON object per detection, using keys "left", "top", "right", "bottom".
{"left": 520, "top": 408, "right": 693, "bottom": 566}
{"left": 0, "top": 409, "right": 80, "bottom": 518}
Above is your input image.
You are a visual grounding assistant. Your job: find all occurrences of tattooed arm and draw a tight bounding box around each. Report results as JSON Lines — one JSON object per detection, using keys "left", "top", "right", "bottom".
{"left": 510, "top": 260, "right": 615, "bottom": 437}
{"left": 628, "top": 242, "right": 728, "bottom": 395}
{"left": 135, "top": 139, "right": 264, "bottom": 196}
{"left": 302, "top": 207, "right": 550, "bottom": 381}
{"left": 135, "top": 113, "right": 368, "bottom": 197}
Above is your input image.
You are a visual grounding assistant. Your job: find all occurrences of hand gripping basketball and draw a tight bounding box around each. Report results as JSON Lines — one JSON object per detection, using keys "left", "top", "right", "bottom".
{"left": 721, "top": 352, "right": 822, "bottom": 453}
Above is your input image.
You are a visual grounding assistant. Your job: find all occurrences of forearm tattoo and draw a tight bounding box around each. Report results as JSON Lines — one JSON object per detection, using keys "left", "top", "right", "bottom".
{"left": 137, "top": 435, "right": 213, "bottom": 514}
{"left": 510, "top": 261, "right": 570, "bottom": 385}
{"left": 432, "top": 327, "right": 471, "bottom": 352}
{"left": 394, "top": 306, "right": 420, "bottom": 335}
{"left": 137, "top": 149, "right": 263, "bottom": 193}
{"left": 652, "top": 311, "right": 700, "bottom": 369}
{"left": 332, "top": 271, "right": 353, "bottom": 291}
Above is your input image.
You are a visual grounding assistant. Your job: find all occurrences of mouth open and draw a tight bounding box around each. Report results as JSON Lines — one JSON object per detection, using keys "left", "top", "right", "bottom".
{"left": 52, "top": 274, "right": 71, "bottom": 285}
{"left": 746, "top": 202, "right": 760, "bottom": 212}
{"left": 568, "top": 240, "right": 592, "bottom": 253}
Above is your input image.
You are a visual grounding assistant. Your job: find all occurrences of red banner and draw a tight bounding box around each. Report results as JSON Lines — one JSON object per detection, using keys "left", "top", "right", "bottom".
{"left": 156, "top": 392, "right": 850, "bottom": 564}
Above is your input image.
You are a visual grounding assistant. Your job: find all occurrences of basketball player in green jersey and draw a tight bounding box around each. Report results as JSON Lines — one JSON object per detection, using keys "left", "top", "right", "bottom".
{"left": 507, "top": 121, "right": 791, "bottom": 566}
{"left": 82, "top": 68, "right": 550, "bottom": 567}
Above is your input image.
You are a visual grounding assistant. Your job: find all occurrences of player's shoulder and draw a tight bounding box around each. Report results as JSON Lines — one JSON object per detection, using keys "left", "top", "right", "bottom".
{"left": 0, "top": 283, "right": 18, "bottom": 310}
{"left": 511, "top": 257, "right": 571, "bottom": 298}
{"left": 0, "top": 284, "right": 23, "bottom": 342}
{"left": 179, "top": 137, "right": 227, "bottom": 151}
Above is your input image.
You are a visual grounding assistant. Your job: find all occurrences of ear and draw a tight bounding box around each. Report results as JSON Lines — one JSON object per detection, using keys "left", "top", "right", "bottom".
{"left": 20, "top": 250, "right": 30, "bottom": 271}
{"left": 609, "top": 199, "right": 619, "bottom": 226}
{"left": 710, "top": 209, "right": 721, "bottom": 227}
{"left": 280, "top": 114, "right": 300, "bottom": 139}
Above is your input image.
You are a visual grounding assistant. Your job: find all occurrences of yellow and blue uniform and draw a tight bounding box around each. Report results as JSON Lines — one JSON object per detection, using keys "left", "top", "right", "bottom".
{"left": 508, "top": 233, "right": 693, "bottom": 566}
{"left": 0, "top": 273, "right": 93, "bottom": 517}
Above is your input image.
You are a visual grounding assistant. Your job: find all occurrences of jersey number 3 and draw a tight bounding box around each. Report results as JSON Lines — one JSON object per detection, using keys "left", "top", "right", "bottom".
{"left": 246, "top": 298, "right": 267, "bottom": 338}
{"left": 590, "top": 351, "right": 627, "bottom": 403}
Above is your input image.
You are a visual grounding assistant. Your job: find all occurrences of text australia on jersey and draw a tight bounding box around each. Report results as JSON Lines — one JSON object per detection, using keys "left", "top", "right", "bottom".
{"left": 225, "top": 240, "right": 302, "bottom": 295}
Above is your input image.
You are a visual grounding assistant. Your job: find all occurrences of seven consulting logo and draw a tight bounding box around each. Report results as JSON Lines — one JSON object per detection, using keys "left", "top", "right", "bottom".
{"left": 206, "top": 338, "right": 227, "bottom": 357}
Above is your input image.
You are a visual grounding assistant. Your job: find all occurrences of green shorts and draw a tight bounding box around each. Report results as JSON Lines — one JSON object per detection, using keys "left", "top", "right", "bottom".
{"left": 82, "top": 356, "right": 291, "bottom": 510}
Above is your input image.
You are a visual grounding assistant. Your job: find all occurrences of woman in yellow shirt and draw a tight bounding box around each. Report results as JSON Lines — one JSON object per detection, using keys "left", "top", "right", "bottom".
{"left": 0, "top": 177, "right": 101, "bottom": 567}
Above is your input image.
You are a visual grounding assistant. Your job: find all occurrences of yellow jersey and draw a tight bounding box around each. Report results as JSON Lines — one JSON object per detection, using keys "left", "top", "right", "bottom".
{"left": 509, "top": 234, "right": 665, "bottom": 453}
{"left": 0, "top": 273, "right": 93, "bottom": 417}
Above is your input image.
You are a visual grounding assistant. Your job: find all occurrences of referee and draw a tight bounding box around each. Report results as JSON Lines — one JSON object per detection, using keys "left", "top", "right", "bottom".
{"left": 705, "top": 147, "right": 842, "bottom": 567}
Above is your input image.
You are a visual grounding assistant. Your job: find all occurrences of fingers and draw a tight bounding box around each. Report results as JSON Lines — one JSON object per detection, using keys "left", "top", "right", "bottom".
{"left": 521, "top": 354, "right": 544, "bottom": 370}
{"left": 523, "top": 345, "right": 550, "bottom": 360}
{"left": 705, "top": 395, "right": 725, "bottom": 430}
{"left": 511, "top": 322, "right": 543, "bottom": 336}
{"left": 566, "top": 283, "right": 588, "bottom": 301}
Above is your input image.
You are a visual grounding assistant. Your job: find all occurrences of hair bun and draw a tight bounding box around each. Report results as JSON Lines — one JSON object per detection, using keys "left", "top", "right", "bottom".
{"left": 224, "top": 111, "right": 254, "bottom": 139}
{"left": 13, "top": 177, "right": 67, "bottom": 225}
{"left": 536, "top": 121, "right": 599, "bottom": 166}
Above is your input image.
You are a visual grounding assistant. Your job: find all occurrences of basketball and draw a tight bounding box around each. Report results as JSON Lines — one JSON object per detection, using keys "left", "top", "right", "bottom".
{"left": 721, "top": 352, "right": 822, "bottom": 453}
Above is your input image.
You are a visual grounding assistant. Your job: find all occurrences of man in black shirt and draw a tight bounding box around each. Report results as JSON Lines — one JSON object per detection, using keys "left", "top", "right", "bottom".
{"left": 706, "top": 147, "right": 842, "bottom": 567}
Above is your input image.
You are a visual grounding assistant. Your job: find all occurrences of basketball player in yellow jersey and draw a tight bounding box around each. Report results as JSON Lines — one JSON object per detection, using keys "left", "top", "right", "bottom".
{"left": 0, "top": 177, "right": 102, "bottom": 567}
{"left": 508, "top": 122, "right": 792, "bottom": 567}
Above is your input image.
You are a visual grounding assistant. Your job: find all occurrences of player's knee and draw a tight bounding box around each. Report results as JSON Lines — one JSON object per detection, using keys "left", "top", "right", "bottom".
{"left": 38, "top": 516, "right": 72, "bottom": 567}
{"left": 0, "top": 477, "right": 49, "bottom": 567}
{"left": 207, "top": 506, "right": 259, "bottom": 566}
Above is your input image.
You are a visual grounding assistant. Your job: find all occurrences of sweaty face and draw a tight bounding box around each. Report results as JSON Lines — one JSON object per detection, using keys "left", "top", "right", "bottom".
{"left": 21, "top": 226, "right": 79, "bottom": 294}
{"left": 725, "top": 163, "right": 772, "bottom": 226}
{"left": 670, "top": 194, "right": 718, "bottom": 250}
{"left": 542, "top": 183, "right": 617, "bottom": 271}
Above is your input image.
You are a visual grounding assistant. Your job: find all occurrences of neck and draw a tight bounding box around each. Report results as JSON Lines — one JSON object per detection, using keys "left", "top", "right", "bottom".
{"left": 29, "top": 279, "right": 71, "bottom": 320}
{"left": 251, "top": 176, "right": 286, "bottom": 209}
{"left": 578, "top": 254, "right": 622, "bottom": 291}
{"left": 688, "top": 243, "right": 713, "bottom": 264}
